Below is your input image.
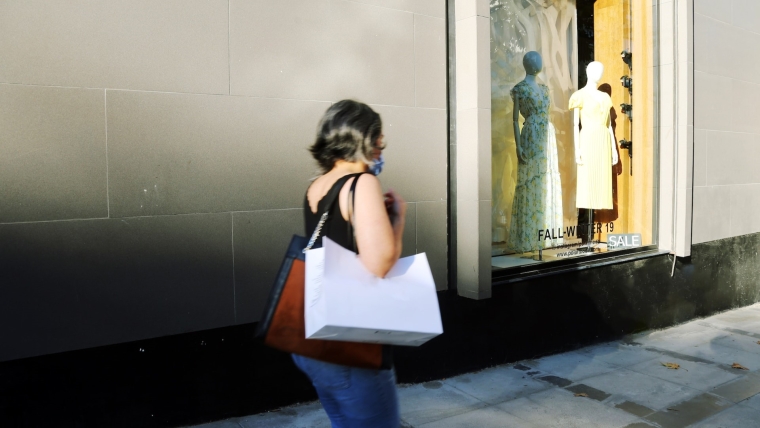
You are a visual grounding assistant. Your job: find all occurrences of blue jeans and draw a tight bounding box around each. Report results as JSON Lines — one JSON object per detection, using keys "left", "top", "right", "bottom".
{"left": 292, "top": 354, "right": 400, "bottom": 428}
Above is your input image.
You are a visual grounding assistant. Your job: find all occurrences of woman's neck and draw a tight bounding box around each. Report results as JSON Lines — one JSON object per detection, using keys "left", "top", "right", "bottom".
{"left": 329, "top": 160, "right": 368, "bottom": 176}
{"left": 524, "top": 74, "right": 538, "bottom": 84}
{"left": 584, "top": 79, "right": 599, "bottom": 90}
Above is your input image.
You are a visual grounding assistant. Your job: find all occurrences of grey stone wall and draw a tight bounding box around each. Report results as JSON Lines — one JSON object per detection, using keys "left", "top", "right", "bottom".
{"left": 0, "top": 0, "right": 448, "bottom": 362}
{"left": 693, "top": 0, "right": 760, "bottom": 243}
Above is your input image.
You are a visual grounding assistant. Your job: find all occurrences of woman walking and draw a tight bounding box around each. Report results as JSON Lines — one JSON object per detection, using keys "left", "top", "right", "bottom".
{"left": 293, "top": 99, "right": 406, "bottom": 427}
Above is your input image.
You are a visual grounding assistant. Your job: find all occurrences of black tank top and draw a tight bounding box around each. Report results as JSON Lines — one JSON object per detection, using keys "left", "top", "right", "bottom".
{"left": 303, "top": 173, "right": 365, "bottom": 252}
{"left": 303, "top": 172, "right": 394, "bottom": 368}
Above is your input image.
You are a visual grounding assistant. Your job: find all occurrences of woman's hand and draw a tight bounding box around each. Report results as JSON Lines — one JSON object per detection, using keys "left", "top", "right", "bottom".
{"left": 384, "top": 189, "right": 407, "bottom": 225}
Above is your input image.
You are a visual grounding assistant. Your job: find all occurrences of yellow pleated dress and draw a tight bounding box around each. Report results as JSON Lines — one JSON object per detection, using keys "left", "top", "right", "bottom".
{"left": 569, "top": 89, "right": 614, "bottom": 209}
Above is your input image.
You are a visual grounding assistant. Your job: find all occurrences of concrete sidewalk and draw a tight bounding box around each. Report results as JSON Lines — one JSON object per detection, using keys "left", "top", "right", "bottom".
{"left": 193, "top": 303, "right": 760, "bottom": 427}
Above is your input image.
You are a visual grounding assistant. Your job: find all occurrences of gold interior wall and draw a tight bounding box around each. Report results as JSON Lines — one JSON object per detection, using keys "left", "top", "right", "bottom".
{"left": 630, "top": 0, "right": 655, "bottom": 245}
{"left": 593, "top": 0, "right": 630, "bottom": 242}
{"left": 592, "top": 0, "right": 654, "bottom": 245}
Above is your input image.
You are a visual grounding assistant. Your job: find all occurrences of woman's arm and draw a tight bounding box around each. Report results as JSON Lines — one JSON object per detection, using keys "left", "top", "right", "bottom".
{"left": 609, "top": 125, "right": 619, "bottom": 165}
{"left": 384, "top": 189, "right": 405, "bottom": 262}
{"left": 351, "top": 174, "right": 406, "bottom": 278}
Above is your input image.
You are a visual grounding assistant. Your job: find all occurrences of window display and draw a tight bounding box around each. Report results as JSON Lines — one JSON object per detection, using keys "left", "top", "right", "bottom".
{"left": 508, "top": 51, "right": 564, "bottom": 254}
{"left": 571, "top": 61, "right": 618, "bottom": 210}
{"left": 491, "top": 0, "right": 656, "bottom": 270}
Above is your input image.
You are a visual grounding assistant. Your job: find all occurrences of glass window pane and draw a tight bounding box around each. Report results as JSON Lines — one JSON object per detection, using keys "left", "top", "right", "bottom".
{"left": 490, "top": 0, "right": 656, "bottom": 269}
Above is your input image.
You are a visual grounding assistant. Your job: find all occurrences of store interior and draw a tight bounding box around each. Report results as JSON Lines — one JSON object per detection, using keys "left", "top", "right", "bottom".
{"left": 491, "top": 0, "right": 655, "bottom": 270}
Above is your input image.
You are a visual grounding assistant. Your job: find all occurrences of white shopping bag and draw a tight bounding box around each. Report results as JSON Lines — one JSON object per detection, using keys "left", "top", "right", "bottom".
{"left": 304, "top": 237, "right": 443, "bottom": 346}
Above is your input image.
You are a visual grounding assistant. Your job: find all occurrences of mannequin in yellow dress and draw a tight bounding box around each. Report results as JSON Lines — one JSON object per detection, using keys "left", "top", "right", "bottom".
{"left": 569, "top": 61, "right": 619, "bottom": 210}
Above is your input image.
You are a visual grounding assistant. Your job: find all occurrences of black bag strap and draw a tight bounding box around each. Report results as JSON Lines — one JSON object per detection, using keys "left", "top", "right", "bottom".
{"left": 347, "top": 172, "right": 369, "bottom": 253}
{"left": 304, "top": 173, "right": 364, "bottom": 252}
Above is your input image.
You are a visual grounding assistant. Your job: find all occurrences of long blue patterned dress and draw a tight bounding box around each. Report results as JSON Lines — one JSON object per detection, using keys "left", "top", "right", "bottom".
{"left": 508, "top": 81, "right": 564, "bottom": 253}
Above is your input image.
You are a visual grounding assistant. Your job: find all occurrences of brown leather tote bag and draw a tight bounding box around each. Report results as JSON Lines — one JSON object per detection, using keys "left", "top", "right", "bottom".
{"left": 255, "top": 174, "right": 388, "bottom": 369}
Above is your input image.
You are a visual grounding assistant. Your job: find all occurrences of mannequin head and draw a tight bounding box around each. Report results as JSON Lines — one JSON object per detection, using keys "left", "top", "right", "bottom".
{"left": 585, "top": 61, "right": 604, "bottom": 84}
{"left": 523, "top": 51, "right": 543, "bottom": 76}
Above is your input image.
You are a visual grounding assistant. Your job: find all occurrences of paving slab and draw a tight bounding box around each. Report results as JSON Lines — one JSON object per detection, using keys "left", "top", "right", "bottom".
{"left": 706, "top": 323, "right": 760, "bottom": 339}
{"left": 702, "top": 320, "right": 760, "bottom": 337}
{"left": 186, "top": 303, "right": 760, "bottom": 428}
{"left": 581, "top": 368, "right": 700, "bottom": 411}
{"left": 629, "top": 322, "right": 729, "bottom": 352}
{"left": 627, "top": 355, "right": 740, "bottom": 391}
{"left": 443, "top": 364, "right": 549, "bottom": 405}
{"left": 690, "top": 403, "right": 760, "bottom": 427}
{"left": 565, "top": 383, "right": 611, "bottom": 402}
{"left": 682, "top": 341, "right": 760, "bottom": 371}
{"left": 739, "top": 321, "right": 760, "bottom": 335}
{"left": 189, "top": 420, "right": 241, "bottom": 428}
{"left": 615, "top": 401, "right": 657, "bottom": 418}
{"left": 577, "top": 342, "right": 663, "bottom": 368}
{"left": 644, "top": 393, "right": 733, "bottom": 428}
{"left": 705, "top": 308, "right": 760, "bottom": 326}
{"left": 522, "top": 351, "right": 618, "bottom": 382}
{"left": 699, "top": 309, "right": 760, "bottom": 324}
{"left": 235, "top": 401, "right": 330, "bottom": 428}
{"left": 397, "top": 382, "right": 486, "bottom": 426}
{"left": 711, "top": 331, "right": 760, "bottom": 354}
{"left": 744, "top": 392, "right": 760, "bottom": 410}
{"left": 417, "top": 406, "right": 538, "bottom": 428}
{"left": 536, "top": 374, "right": 573, "bottom": 387}
{"left": 497, "top": 388, "right": 638, "bottom": 428}
{"left": 640, "top": 347, "right": 717, "bottom": 366}
{"left": 710, "top": 372, "right": 760, "bottom": 403}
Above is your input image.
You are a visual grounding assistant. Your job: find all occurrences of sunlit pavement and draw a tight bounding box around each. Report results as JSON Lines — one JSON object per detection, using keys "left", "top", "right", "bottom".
{"left": 191, "top": 303, "right": 760, "bottom": 427}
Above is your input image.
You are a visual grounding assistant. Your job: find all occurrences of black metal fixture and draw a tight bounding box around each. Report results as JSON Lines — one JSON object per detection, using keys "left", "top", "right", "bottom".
{"left": 621, "top": 50, "right": 632, "bottom": 69}
{"left": 620, "top": 103, "right": 632, "bottom": 121}
{"left": 620, "top": 75, "right": 632, "bottom": 95}
{"left": 620, "top": 139, "right": 633, "bottom": 175}
{"left": 620, "top": 51, "right": 633, "bottom": 175}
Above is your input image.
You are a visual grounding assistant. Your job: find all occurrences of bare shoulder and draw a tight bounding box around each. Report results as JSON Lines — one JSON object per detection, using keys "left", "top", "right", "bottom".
{"left": 340, "top": 173, "right": 382, "bottom": 201}
{"left": 338, "top": 173, "right": 382, "bottom": 219}
{"left": 354, "top": 173, "right": 381, "bottom": 192}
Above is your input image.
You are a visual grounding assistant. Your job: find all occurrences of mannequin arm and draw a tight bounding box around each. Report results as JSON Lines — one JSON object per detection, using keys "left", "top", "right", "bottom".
{"left": 513, "top": 97, "right": 525, "bottom": 164}
{"left": 609, "top": 125, "right": 618, "bottom": 165}
{"left": 573, "top": 108, "right": 582, "bottom": 165}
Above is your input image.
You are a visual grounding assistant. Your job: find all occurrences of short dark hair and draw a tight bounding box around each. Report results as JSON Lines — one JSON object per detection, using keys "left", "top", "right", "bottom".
{"left": 309, "top": 100, "right": 382, "bottom": 173}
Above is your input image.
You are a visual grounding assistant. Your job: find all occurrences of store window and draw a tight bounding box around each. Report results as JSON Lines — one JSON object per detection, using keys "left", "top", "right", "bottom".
{"left": 490, "top": 0, "right": 656, "bottom": 270}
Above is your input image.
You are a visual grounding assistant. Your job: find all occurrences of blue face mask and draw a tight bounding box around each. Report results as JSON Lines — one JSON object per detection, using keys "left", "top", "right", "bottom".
{"left": 369, "top": 154, "right": 384, "bottom": 176}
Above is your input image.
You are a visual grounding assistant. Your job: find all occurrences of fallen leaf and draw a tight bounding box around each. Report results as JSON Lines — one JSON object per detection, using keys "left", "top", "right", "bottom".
{"left": 574, "top": 392, "right": 589, "bottom": 397}
{"left": 661, "top": 362, "right": 680, "bottom": 370}
{"left": 731, "top": 363, "right": 749, "bottom": 370}
{"left": 756, "top": 341, "right": 760, "bottom": 345}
